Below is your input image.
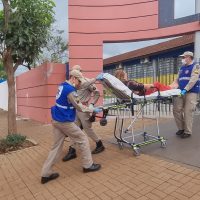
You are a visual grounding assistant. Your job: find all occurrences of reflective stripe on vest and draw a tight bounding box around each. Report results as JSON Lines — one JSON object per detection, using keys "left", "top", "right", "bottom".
{"left": 56, "top": 103, "right": 74, "bottom": 110}
{"left": 179, "top": 77, "right": 200, "bottom": 81}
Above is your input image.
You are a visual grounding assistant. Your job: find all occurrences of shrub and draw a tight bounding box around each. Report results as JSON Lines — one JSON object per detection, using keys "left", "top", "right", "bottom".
{"left": 0, "top": 134, "right": 26, "bottom": 153}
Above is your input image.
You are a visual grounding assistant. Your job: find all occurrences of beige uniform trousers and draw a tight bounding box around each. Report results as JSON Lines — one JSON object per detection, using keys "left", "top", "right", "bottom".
{"left": 41, "top": 120, "right": 93, "bottom": 177}
{"left": 70, "top": 111, "right": 100, "bottom": 148}
{"left": 173, "top": 93, "right": 198, "bottom": 135}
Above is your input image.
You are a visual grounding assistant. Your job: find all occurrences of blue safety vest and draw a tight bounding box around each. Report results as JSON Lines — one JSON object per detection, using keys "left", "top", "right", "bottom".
{"left": 178, "top": 63, "right": 200, "bottom": 93}
{"left": 51, "top": 82, "right": 76, "bottom": 122}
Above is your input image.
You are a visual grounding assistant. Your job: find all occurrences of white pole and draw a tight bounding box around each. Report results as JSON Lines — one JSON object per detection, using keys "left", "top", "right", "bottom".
{"left": 194, "top": 0, "right": 200, "bottom": 63}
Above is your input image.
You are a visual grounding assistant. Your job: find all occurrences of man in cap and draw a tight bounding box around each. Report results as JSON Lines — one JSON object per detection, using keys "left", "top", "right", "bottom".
{"left": 63, "top": 66, "right": 105, "bottom": 162}
{"left": 173, "top": 51, "right": 200, "bottom": 138}
{"left": 41, "top": 70, "right": 102, "bottom": 184}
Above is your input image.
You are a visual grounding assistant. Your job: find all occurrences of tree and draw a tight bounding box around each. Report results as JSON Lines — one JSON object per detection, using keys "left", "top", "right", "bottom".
{"left": 0, "top": 0, "right": 55, "bottom": 134}
{"left": 36, "top": 28, "right": 68, "bottom": 65}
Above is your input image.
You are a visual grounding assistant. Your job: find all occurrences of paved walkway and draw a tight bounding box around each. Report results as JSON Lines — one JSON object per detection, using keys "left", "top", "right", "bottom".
{"left": 1, "top": 110, "right": 200, "bottom": 200}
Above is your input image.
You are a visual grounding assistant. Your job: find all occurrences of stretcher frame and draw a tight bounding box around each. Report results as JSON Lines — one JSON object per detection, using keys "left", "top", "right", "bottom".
{"left": 103, "top": 88, "right": 170, "bottom": 156}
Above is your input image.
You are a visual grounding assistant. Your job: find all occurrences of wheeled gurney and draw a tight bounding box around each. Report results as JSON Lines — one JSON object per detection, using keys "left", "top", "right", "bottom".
{"left": 99, "top": 73, "right": 181, "bottom": 156}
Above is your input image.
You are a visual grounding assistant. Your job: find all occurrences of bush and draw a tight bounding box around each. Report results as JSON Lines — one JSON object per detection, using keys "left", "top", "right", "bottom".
{"left": 0, "top": 134, "right": 26, "bottom": 153}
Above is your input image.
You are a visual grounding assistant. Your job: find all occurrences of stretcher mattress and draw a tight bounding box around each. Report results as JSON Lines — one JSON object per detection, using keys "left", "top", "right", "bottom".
{"left": 102, "top": 73, "right": 181, "bottom": 100}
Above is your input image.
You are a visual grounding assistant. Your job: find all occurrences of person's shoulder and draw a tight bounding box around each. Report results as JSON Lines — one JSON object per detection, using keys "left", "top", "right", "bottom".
{"left": 193, "top": 64, "right": 200, "bottom": 74}
{"left": 63, "top": 81, "right": 76, "bottom": 91}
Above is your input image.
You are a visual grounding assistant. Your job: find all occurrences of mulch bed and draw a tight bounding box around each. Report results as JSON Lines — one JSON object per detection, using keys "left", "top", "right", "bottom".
{"left": 0, "top": 140, "right": 35, "bottom": 154}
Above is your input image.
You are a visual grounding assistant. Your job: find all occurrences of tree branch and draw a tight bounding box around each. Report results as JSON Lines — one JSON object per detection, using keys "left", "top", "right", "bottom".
{"left": 2, "top": 0, "right": 11, "bottom": 33}
{"left": 13, "top": 59, "right": 23, "bottom": 72}
{"left": 22, "top": 64, "right": 31, "bottom": 70}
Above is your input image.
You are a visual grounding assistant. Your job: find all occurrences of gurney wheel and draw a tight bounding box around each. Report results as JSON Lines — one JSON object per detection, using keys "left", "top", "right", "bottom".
{"left": 118, "top": 142, "right": 124, "bottom": 150}
{"left": 133, "top": 147, "right": 140, "bottom": 156}
{"left": 160, "top": 140, "right": 167, "bottom": 148}
{"left": 100, "top": 118, "right": 107, "bottom": 126}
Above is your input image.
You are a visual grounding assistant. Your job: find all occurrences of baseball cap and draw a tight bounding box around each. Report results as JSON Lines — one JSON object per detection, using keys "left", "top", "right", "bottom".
{"left": 179, "top": 51, "right": 194, "bottom": 58}
{"left": 70, "top": 69, "right": 83, "bottom": 81}
{"left": 72, "top": 65, "right": 82, "bottom": 71}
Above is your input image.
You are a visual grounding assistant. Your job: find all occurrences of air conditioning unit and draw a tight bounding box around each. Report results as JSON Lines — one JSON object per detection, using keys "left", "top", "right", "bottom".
{"left": 140, "top": 57, "right": 150, "bottom": 64}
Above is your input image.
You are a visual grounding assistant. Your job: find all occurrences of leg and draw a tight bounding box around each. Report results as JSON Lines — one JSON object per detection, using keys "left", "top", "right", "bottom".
{"left": 77, "top": 111, "right": 105, "bottom": 154}
{"left": 62, "top": 115, "right": 81, "bottom": 162}
{"left": 143, "top": 83, "right": 154, "bottom": 89}
{"left": 41, "top": 124, "right": 65, "bottom": 177}
{"left": 173, "top": 96, "right": 184, "bottom": 131}
{"left": 183, "top": 93, "right": 198, "bottom": 135}
{"left": 153, "top": 82, "right": 171, "bottom": 91}
{"left": 55, "top": 121, "right": 94, "bottom": 168}
{"left": 77, "top": 111, "right": 100, "bottom": 142}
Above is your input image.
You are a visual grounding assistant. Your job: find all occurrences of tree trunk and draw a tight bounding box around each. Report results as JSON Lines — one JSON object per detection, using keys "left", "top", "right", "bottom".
{"left": 4, "top": 55, "right": 17, "bottom": 135}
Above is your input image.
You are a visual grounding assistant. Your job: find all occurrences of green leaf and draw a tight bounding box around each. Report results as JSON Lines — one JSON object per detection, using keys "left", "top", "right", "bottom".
{"left": 2, "top": 0, "right": 55, "bottom": 65}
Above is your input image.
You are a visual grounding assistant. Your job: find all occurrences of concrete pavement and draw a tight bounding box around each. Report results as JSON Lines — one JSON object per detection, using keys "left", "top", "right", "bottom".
{"left": 1, "top": 110, "right": 200, "bottom": 200}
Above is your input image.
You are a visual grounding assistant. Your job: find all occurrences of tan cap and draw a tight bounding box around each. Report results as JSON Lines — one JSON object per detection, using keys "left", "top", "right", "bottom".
{"left": 179, "top": 51, "right": 194, "bottom": 58}
{"left": 72, "top": 65, "right": 82, "bottom": 71}
{"left": 70, "top": 69, "right": 83, "bottom": 81}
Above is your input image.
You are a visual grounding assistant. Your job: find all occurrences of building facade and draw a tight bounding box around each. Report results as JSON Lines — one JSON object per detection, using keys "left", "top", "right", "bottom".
{"left": 103, "top": 34, "right": 194, "bottom": 85}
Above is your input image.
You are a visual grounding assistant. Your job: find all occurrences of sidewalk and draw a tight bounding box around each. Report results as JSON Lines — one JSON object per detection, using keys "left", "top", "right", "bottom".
{"left": 1, "top": 110, "right": 200, "bottom": 200}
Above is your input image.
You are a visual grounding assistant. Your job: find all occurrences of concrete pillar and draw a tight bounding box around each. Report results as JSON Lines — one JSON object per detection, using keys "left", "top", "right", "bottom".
{"left": 195, "top": 0, "right": 200, "bottom": 100}
{"left": 194, "top": 0, "right": 200, "bottom": 63}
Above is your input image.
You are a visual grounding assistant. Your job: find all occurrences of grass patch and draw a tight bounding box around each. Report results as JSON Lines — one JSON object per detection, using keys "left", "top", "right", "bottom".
{"left": 0, "top": 134, "right": 27, "bottom": 154}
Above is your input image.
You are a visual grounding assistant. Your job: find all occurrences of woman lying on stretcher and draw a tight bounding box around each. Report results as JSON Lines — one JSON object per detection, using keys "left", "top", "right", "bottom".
{"left": 115, "top": 70, "right": 178, "bottom": 96}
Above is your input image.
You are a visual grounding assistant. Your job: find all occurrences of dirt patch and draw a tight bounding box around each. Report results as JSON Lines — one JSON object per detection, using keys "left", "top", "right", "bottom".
{"left": 0, "top": 139, "right": 36, "bottom": 154}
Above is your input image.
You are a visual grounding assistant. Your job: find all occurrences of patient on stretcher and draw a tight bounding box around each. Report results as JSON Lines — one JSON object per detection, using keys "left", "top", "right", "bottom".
{"left": 115, "top": 70, "right": 178, "bottom": 96}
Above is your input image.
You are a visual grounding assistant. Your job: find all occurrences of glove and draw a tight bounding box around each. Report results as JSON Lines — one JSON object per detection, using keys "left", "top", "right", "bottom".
{"left": 93, "top": 107, "right": 102, "bottom": 113}
{"left": 96, "top": 73, "right": 104, "bottom": 80}
{"left": 89, "top": 103, "right": 94, "bottom": 110}
{"left": 180, "top": 89, "right": 187, "bottom": 96}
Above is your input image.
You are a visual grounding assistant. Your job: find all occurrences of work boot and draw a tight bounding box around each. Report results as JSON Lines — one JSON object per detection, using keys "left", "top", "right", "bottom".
{"left": 62, "top": 146, "right": 77, "bottom": 162}
{"left": 41, "top": 173, "right": 59, "bottom": 184}
{"left": 181, "top": 133, "right": 191, "bottom": 139}
{"left": 176, "top": 130, "right": 184, "bottom": 136}
{"left": 83, "top": 163, "right": 101, "bottom": 173}
{"left": 92, "top": 140, "right": 105, "bottom": 154}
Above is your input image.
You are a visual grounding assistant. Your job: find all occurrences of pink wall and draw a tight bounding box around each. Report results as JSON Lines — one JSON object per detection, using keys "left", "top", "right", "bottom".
{"left": 68, "top": 0, "right": 200, "bottom": 74}
{"left": 16, "top": 62, "right": 66, "bottom": 123}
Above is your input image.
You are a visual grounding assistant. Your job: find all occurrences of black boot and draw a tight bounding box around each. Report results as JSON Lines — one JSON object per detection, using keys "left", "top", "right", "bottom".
{"left": 83, "top": 163, "right": 101, "bottom": 173}
{"left": 41, "top": 173, "right": 59, "bottom": 184}
{"left": 92, "top": 140, "right": 105, "bottom": 154}
{"left": 62, "top": 146, "right": 77, "bottom": 162}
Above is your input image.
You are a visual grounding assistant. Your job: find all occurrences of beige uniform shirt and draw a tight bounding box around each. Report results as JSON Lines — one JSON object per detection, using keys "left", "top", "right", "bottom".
{"left": 65, "top": 81, "right": 93, "bottom": 113}
{"left": 77, "top": 77, "right": 100, "bottom": 105}
{"left": 184, "top": 64, "right": 200, "bottom": 91}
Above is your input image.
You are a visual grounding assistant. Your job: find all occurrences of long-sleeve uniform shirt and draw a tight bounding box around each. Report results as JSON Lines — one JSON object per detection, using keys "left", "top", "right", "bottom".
{"left": 76, "top": 77, "right": 100, "bottom": 105}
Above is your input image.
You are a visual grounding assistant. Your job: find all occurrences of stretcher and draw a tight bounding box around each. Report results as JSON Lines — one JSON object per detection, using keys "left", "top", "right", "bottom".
{"left": 99, "top": 73, "right": 181, "bottom": 156}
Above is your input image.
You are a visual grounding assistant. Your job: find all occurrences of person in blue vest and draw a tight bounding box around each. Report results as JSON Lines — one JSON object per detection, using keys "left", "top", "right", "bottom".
{"left": 41, "top": 70, "right": 102, "bottom": 184}
{"left": 173, "top": 51, "right": 200, "bottom": 138}
{"left": 62, "top": 66, "right": 105, "bottom": 163}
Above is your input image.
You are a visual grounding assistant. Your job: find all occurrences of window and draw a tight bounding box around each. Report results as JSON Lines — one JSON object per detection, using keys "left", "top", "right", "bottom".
{"left": 174, "top": 0, "right": 196, "bottom": 19}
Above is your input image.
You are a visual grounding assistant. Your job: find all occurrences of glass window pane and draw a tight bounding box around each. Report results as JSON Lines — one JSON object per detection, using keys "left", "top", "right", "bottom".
{"left": 174, "top": 0, "right": 195, "bottom": 19}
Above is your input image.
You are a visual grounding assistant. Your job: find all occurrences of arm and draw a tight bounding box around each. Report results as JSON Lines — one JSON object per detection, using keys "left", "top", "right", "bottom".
{"left": 89, "top": 84, "right": 100, "bottom": 105}
{"left": 184, "top": 64, "right": 200, "bottom": 91}
{"left": 68, "top": 93, "right": 93, "bottom": 113}
{"left": 81, "top": 78, "right": 96, "bottom": 88}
